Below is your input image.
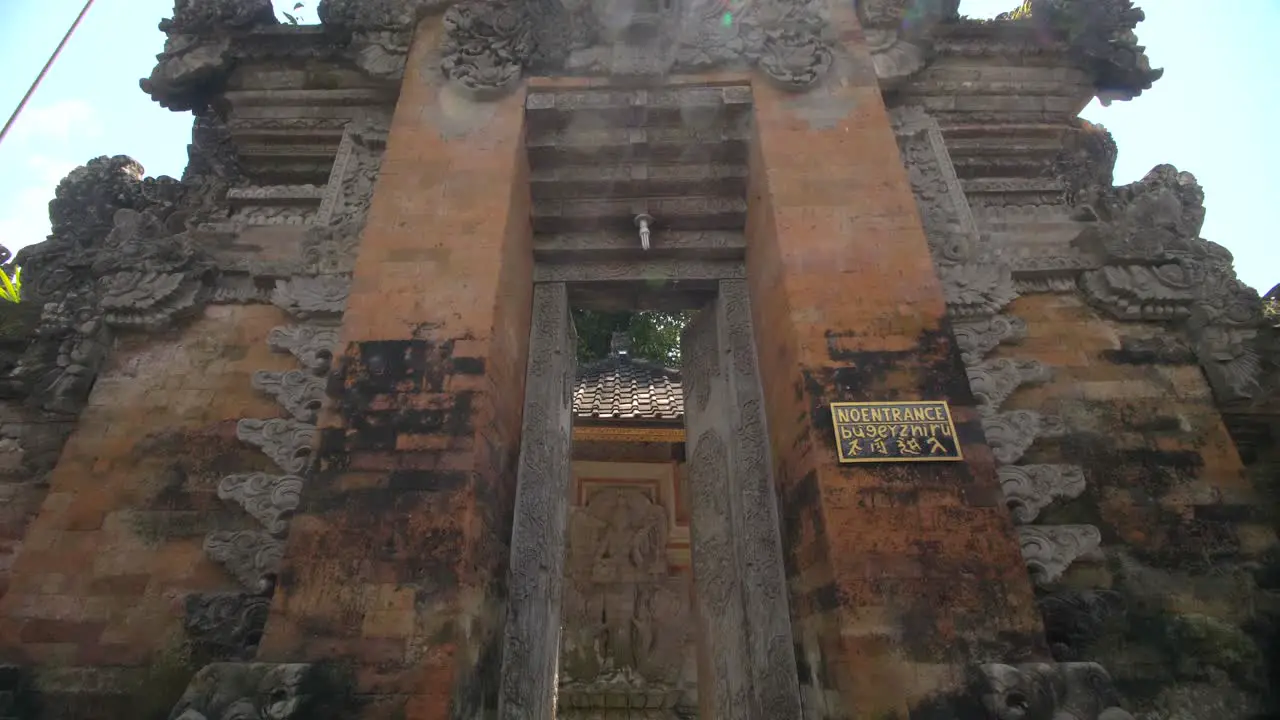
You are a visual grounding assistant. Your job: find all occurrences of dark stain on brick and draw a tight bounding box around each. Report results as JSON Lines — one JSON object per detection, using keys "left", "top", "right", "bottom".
{"left": 388, "top": 470, "right": 468, "bottom": 492}
{"left": 451, "top": 617, "right": 502, "bottom": 720}
{"left": 452, "top": 356, "right": 486, "bottom": 375}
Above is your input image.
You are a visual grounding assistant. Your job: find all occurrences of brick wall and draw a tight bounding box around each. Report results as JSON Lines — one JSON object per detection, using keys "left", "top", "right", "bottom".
{"left": 0, "top": 305, "right": 293, "bottom": 700}
{"left": 743, "top": 7, "right": 1046, "bottom": 718}
{"left": 254, "top": 17, "right": 535, "bottom": 719}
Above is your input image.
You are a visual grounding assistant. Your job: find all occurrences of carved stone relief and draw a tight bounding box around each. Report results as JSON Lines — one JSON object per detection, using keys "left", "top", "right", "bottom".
{"left": 982, "top": 410, "right": 1066, "bottom": 466}
{"left": 858, "top": 0, "right": 958, "bottom": 87}
{"left": 203, "top": 530, "right": 284, "bottom": 593}
{"left": 235, "top": 418, "right": 317, "bottom": 474}
{"left": 267, "top": 325, "right": 340, "bottom": 375}
{"left": 971, "top": 662, "right": 1134, "bottom": 720}
{"left": 183, "top": 591, "right": 270, "bottom": 661}
{"left": 217, "top": 472, "right": 304, "bottom": 536}
{"left": 251, "top": 370, "right": 326, "bottom": 423}
{"left": 953, "top": 315, "right": 1028, "bottom": 366}
{"left": 999, "top": 465, "right": 1087, "bottom": 525}
{"left": 1018, "top": 525, "right": 1103, "bottom": 587}
{"left": 892, "top": 107, "right": 1017, "bottom": 318}
{"left": 271, "top": 277, "right": 350, "bottom": 318}
{"left": 967, "top": 358, "right": 1052, "bottom": 414}
{"left": 558, "top": 488, "right": 691, "bottom": 702}
{"left": 167, "top": 662, "right": 325, "bottom": 720}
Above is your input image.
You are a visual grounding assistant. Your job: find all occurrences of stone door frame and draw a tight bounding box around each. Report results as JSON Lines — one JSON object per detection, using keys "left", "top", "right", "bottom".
{"left": 497, "top": 273, "right": 802, "bottom": 719}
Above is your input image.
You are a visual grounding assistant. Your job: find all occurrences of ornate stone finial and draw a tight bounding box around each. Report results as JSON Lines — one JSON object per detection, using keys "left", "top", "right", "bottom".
{"left": 440, "top": 0, "right": 534, "bottom": 98}
{"left": 1078, "top": 165, "right": 1265, "bottom": 403}
{"left": 1003, "top": 0, "right": 1163, "bottom": 104}
{"left": 142, "top": 0, "right": 280, "bottom": 111}
{"left": 858, "top": 0, "right": 959, "bottom": 87}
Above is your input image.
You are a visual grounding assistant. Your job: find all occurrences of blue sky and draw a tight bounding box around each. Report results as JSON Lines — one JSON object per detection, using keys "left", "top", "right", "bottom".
{"left": 0, "top": 1, "right": 1274, "bottom": 292}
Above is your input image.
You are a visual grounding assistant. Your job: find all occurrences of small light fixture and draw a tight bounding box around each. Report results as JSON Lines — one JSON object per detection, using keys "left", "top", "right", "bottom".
{"left": 634, "top": 213, "right": 654, "bottom": 251}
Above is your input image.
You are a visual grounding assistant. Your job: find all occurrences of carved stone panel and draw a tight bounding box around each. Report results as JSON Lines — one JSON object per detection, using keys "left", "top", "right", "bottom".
{"left": 558, "top": 488, "right": 692, "bottom": 708}
{"left": 680, "top": 307, "right": 750, "bottom": 720}
{"left": 680, "top": 284, "right": 802, "bottom": 720}
{"left": 999, "top": 465, "right": 1087, "bottom": 525}
{"left": 1018, "top": 525, "right": 1103, "bottom": 588}
{"left": 498, "top": 282, "right": 577, "bottom": 720}
{"left": 715, "top": 280, "right": 803, "bottom": 720}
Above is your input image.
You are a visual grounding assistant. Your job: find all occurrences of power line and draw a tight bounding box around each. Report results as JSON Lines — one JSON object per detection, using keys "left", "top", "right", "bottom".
{"left": 0, "top": 0, "right": 98, "bottom": 148}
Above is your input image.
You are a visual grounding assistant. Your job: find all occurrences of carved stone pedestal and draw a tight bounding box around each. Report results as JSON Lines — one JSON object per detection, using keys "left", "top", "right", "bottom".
{"left": 910, "top": 662, "right": 1135, "bottom": 720}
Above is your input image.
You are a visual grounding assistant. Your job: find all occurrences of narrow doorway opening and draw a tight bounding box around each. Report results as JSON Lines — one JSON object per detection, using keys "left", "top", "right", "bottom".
{"left": 560, "top": 290, "right": 702, "bottom": 718}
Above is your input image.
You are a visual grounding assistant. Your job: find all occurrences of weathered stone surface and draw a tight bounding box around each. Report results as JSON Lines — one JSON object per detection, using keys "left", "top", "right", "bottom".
{"left": 167, "top": 662, "right": 354, "bottom": 720}
{"left": 235, "top": 419, "right": 317, "bottom": 474}
{"left": 266, "top": 325, "right": 340, "bottom": 375}
{"left": 1018, "top": 524, "right": 1102, "bottom": 587}
{"left": 999, "top": 464, "right": 1087, "bottom": 524}
{"left": 216, "top": 472, "right": 304, "bottom": 536}
{"left": 183, "top": 592, "right": 270, "bottom": 661}
{"left": 911, "top": 661, "right": 1134, "bottom": 719}
{"left": 203, "top": 530, "right": 284, "bottom": 593}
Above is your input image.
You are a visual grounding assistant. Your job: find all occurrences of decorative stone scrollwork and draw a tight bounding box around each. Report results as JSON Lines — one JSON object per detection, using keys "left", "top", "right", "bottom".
{"left": 999, "top": 464, "right": 1086, "bottom": 524}
{"left": 975, "top": 662, "right": 1134, "bottom": 720}
{"left": 1018, "top": 524, "right": 1102, "bottom": 587}
{"left": 251, "top": 370, "right": 326, "bottom": 423}
{"left": 203, "top": 530, "right": 284, "bottom": 593}
{"left": 953, "top": 315, "right": 1028, "bottom": 366}
{"left": 217, "top": 473, "right": 304, "bottom": 536}
{"left": 167, "top": 662, "right": 341, "bottom": 720}
{"left": 892, "top": 107, "right": 1017, "bottom": 318}
{"left": 235, "top": 419, "right": 317, "bottom": 474}
{"left": 183, "top": 591, "right": 270, "bottom": 661}
{"left": 440, "top": 0, "right": 533, "bottom": 98}
{"left": 267, "top": 325, "right": 340, "bottom": 375}
{"left": 982, "top": 411, "right": 1065, "bottom": 466}
{"left": 968, "top": 358, "right": 1052, "bottom": 414}
{"left": 271, "top": 277, "right": 350, "bottom": 319}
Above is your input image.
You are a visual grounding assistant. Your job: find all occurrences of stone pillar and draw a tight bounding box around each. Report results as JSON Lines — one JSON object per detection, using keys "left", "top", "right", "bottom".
{"left": 255, "top": 16, "right": 535, "bottom": 720}
{"left": 743, "top": 4, "right": 1046, "bottom": 718}
{"left": 496, "top": 283, "right": 575, "bottom": 720}
{"left": 681, "top": 281, "right": 802, "bottom": 720}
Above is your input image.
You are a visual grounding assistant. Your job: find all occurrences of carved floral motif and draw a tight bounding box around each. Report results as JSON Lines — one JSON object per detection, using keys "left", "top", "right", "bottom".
{"left": 251, "top": 370, "right": 326, "bottom": 423}
{"left": 168, "top": 662, "right": 321, "bottom": 720}
{"left": 271, "top": 277, "right": 350, "bottom": 318}
{"left": 953, "top": 315, "right": 1028, "bottom": 366}
{"left": 968, "top": 358, "right": 1052, "bottom": 414}
{"left": 982, "top": 410, "right": 1066, "bottom": 466}
{"left": 183, "top": 591, "right": 270, "bottom": 661}
{"left": 973, "top": 662, "right": 1134, "bottom": 720}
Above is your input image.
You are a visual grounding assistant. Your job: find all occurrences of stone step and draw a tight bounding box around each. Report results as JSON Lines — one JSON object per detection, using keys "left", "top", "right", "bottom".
{"left": 530, "top": 162, "right": 748, "bottom": 200}
{"left": 525, "top": 85, "right": 752, "bottom": 134}
{"left": 532, "top": 196, "right": 747, "bottom": 233}
{"left": 526, "top": 126, "right": 751, "bottom": 167}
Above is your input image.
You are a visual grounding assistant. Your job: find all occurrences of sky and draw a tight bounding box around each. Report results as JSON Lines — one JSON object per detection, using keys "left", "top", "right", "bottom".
{"left": 0, "top": 0, "right": 1274, "bottom": 291}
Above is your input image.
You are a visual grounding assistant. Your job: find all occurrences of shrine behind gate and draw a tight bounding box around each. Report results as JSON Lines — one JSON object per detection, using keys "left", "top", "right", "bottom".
{"left": 0, "top": 1, "right": 1274, "bottom": 719}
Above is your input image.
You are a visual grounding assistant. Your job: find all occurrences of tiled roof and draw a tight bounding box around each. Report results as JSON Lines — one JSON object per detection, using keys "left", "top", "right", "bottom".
{"left": 573, "top": 357, "right": 684, "bottom": 421}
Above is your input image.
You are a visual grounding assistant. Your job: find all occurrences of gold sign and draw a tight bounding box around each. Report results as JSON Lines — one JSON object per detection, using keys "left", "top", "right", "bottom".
{"left": 830, "top": 401, "right": 963, "bottom": 463}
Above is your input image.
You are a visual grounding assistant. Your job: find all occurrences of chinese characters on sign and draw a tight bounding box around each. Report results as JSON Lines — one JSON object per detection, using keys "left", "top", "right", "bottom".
{"left": 830, "top": 401, "right": 963, "bottom": 463}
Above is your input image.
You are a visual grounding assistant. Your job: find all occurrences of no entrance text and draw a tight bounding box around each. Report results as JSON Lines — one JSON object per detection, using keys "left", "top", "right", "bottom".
{"left": 830, "top": 401, "right": 964, "bottom": 464}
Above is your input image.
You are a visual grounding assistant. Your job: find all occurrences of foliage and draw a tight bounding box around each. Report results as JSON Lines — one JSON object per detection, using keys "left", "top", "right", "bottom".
{"left": 0, "top": 266, "right": 20, "bottom": 304}
{"left": 573, "top": 309, "right": 692, "bottom": 366}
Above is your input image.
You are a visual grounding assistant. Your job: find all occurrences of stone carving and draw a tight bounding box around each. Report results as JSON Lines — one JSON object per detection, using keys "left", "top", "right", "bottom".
{"left": 1112, "top": 334, "right": 1196, "bottom": 365}
{"left": 183, "top": 591, "right": 270, "bottom": 661}
{"left": 1018, "top": 524, "right": 1102, "bottom": 587}
{"left": 675, "top": 0, "right": 835, "bottom": 88}
{"left": 142, "top": 0, "right": 278, "bottom": 111}
{"left": 893, "top": 107, "right": 1017, "bottom": 317}
{"left": 953, "top": 315, "right": 1028, "bottom": 366}
{"left": 167, "top": 662, "right": 335, "bottom": 720}
{"left": 440, "top": 0, "right": 533, "bottom": 98}
{"left": 1079, "top": 165, "right": 1264, "bottom": 402}
{"left": 236, "top": 419, "right": 317, "bottom": 474}
{"left": 251, "top": 370, "right": 326, "bottom": 423}
{"left": 271, "top": 276, "right": 350, "bottom": 318}
{"left": 559, "top": 488, "right": 691, "bottom": 704}
{"left": 982, "top": 411, "right": 1065, "bottom": 466}
{"left": 973, "top": 662, "right": 1134, "bottom": 720}
{"left": 316, "top": 121, "right": 387, "bottom": 230}
{"left": 968, "top": 358, "right": 1052, "bottom": 414}
{"left": 1002, "top": 0, "right": 1162, "bottom": 103}
{"left": 858, "top": 0, "right": 958, "bottom": 86}
{"left": 203, "top": 530, "right": 284, "bottom": 593}
{"left": 500, "top": 283, "right": 576, "bottom": 720}
{"left": 267, "top": 325, "right": 340, "bottom": 375}
{"left": 532, "top": 260, "right": 745, "bottom": 283}
{"left": 217, "top": 472, "right": 304, "bottom": 536}
{"left": 211, "top": 275, "right": 273, "bottom": 305}
{"left": 999, "top": 464, "right": 1087, "bottom": 524}
{"left": 1038, "top": 589, "right": 1124, "bottom": 662}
